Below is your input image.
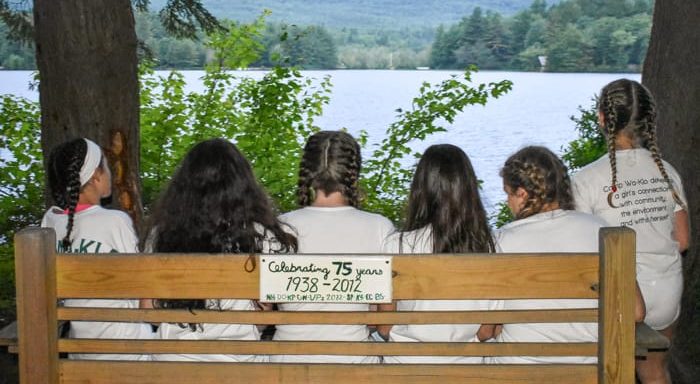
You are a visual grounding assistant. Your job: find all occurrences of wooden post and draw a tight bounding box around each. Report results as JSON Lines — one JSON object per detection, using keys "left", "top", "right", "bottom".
{"left": 598, "top": 227, "right": 636, "bottom": 383}
{"left": 15, "top": 228, "right": 59, "bottom": 384}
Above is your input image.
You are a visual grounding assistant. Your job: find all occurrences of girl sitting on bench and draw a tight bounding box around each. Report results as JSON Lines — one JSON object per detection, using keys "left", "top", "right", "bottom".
{"left": 271, "top": 131, "right": 394, "bottom": 364}
{"left": 42, "top": 137, "right": 155, "bottom": 360}
{"left": 378, "top": 144, "right": 497, "bottom": 364}
{"left": 146, "top": 138, "right": 297, "bottom": 362}
{"left": 492, "top": 145, "right": 644, "bottom": 364}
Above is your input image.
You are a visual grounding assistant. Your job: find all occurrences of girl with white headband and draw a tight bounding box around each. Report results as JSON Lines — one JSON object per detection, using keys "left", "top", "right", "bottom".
{"left": 41, "top": 138, "right": 154, "bottom": 360}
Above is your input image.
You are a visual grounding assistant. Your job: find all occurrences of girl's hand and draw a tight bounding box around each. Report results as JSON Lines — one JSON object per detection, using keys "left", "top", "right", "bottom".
{"left": 476, "top": 324, "right": 502, "bottom": 341}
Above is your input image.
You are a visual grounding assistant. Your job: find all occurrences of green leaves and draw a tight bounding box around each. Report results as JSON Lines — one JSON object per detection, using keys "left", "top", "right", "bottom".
{"left": 0, "top": 94, "right": 43, "bottom": 302}
{"left": 561, "top": 99, "right": 606, "bottom": 171}
{"left": 362, "top": 67, "right": 512, "bottom": 222}
{"left": 139, "top": 14, "right": 332, "bottom": 211}
{"left": 0, "top": 95, "right": 43, "bottom": 242}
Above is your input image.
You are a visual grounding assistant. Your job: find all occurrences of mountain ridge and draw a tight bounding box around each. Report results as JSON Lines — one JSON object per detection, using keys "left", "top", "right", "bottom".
{"left": 148, "top": 0, "right": 559, "bottom": 29}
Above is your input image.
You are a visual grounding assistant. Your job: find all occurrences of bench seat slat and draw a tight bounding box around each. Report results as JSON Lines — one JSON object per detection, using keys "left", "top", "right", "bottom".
{"left": 57, "top": 308, "right": 599, "bottom": 324}
{"left": 56, "top": 253, "right": 599, "bottom": 299}
{"left": 59, "top": 361, "right": 598, "bottom": 384}
{"left": 58, "top": 339, "right": 598, "bottom": 357}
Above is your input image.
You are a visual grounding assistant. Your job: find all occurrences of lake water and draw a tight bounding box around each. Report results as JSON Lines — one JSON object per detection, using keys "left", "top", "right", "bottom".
{"left": 0, "top": 70, "right": 640, "bottom": 213}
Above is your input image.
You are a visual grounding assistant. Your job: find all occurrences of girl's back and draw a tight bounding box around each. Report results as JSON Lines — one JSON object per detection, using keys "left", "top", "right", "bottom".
{"left": 271, "top": 131, "right": 394, "bottom": 364}
{"left": 42, "top": 138, "right": 154, "bottom": 361}
{"left": 493, "top": 146, "right": 603, "bottom": 365}
{"left": 492, "top": 209, "right": 603, "bottom": 364}
{"left": 147, "top": 138, "right": 297, "bottom": 362}
{"left": 274, "top": 206, "right": 393, "bottom": 344}
{"left": 383, "top": 226, "right": 493, "bottom": 364}
{"left": 380, "top": 144, "right": 495, "bottom": 364}
{"left": 573, "top": 148, "right": 686, "bottom": 272}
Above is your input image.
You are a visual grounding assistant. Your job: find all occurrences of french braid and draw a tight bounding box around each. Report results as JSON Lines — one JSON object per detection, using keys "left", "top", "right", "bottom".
{"left": 297, "top": 131, "right": 362, "bottom": 207}
{"left": 501, "top": 146, "right": 574, "bottom": 220}
{"left": 598, "top": 79, "right": 685, "bottom": 208}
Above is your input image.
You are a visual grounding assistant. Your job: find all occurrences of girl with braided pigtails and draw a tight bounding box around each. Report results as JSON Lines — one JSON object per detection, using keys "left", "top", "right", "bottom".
{"left": 41, "top": 138, "right": 154, "bottom": 360}
{"left": 491, "top": 146, "right": 645, "bottom": 365}
{"left": 572, "top": 79, "right": 689, "bottom": 383}
{"left": 271, "top": 131, "right": 394, "bottom": 364}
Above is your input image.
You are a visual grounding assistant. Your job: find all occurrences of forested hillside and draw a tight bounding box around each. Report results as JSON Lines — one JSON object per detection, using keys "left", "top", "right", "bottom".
{"left": 147, "top": 0, "right": 556, "bottom": 29}
{"left": 431, "top": 0, "right": 653, "bottom": 72}
{"left": 0, "top": 0, "right": 652, "bottom": 72}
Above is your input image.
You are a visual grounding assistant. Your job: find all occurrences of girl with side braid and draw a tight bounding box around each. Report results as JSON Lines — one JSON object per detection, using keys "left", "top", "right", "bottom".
{"left": 572, "top": 79, "right": 689, "bottom": 383}
{"left": 272, "top": 131, "right": 394, "bottom": 364}
{"left": 492, "top": 146, "right": 645, "bottom": 365}
{"left": 41, "top": 138, "right": 154, "bottom": 360}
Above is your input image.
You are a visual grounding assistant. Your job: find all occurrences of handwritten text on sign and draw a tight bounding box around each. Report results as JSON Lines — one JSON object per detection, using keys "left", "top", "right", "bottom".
{"left": 260, "top": 255, "right": 392, "bottom": 303}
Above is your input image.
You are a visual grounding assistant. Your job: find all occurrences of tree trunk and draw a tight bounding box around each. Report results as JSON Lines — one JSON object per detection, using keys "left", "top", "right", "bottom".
{"left": 642, "top": 2, "right": 700, "bottom": 383}
{"left": 33, "top": 0, "right": 143, "bottom": 228}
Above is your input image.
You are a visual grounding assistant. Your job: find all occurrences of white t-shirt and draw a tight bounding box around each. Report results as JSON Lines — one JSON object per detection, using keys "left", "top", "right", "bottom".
{"left": 41, "top": 205, "right": 155, "bottom": 361}
{"left": 154, "top": 299, "right": 266, "bottom": 362}
{"left": 382, "top": 226, "right": 494, "bottom": 364}
{"left": 572, "top": 148, "right": 687, "bottom": 276}
{"left": 272, "top": 206, "right": 394, "bottom": 364}
{"left": 149, "top": 225, "right": 277, "bottom": 362}
{"left": 492, "top": 209, "right": 604, "bottom": 364}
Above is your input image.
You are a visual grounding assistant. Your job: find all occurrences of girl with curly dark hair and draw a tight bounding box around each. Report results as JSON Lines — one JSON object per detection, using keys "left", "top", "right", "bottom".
{"left": 146, "top": 138, "right": 297, "bottom": 362}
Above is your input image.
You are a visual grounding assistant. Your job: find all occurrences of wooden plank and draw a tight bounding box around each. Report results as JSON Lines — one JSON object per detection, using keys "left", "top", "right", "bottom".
{"left": 598, "top": 227, "right": 636, "bottom": 384}
{"left": 635, "top": 322, "right": 670, "bottom": 356}
{"left": 392, "top": 254, "right": 598, "bottom": 299}
{"left": 0, "top": 320, "right": 17, "bottom": 346}
{"left": 57, "top": 307, "right": 599, "bottom": 324}
{"left": 56, "top": 253, "right": 599, "bottom": 299}
{"left": 58, "top": 339, "right": 597, "bottom": 357}
{"left": 15, "top": 228, "right": 59, "bottom": 384}
{"left": 59, "top": 361, "right": 598, "bottom": 384}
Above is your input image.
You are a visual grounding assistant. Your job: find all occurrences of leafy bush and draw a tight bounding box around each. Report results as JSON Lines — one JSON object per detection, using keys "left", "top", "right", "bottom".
{"left": 140, "top": 16, "right": 332, "bottom": 211}
{"left": 561, "top": 99, "right": 606, "bottom": 171}
{"left": 362, "top": 66, "right": 512, "bottom": 222}
{"left": 0, "top": 94, "right": 42, "bottom": 311}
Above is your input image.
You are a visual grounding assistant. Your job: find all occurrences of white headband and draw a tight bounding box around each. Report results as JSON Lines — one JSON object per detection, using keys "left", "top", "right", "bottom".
{"left": 79, "top": 139, "right": 102, "bottom": 186}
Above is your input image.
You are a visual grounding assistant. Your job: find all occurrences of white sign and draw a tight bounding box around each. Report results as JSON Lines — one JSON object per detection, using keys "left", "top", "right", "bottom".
{"left": 259, "top": 255, "right": 392, "bottom": 304}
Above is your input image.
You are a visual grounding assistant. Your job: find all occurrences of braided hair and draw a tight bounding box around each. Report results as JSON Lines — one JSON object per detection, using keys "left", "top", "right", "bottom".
{"left": 401, "top": 144, "right": 495, "bottom": 253}
{"left": 598, "top": 79, "right": 684, "bottom": 208}
{"left": 501, "top": 146, "right": 574, "bottom": 220}
{"left": 47, "top": 138, "right": 91, "bottom": 251}
{"left": 297, "top": 131, "right": 362, "bottom": 207}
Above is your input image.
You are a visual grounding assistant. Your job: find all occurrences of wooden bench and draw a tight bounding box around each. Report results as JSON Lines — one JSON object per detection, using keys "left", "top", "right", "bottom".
{"left": 14, "top": 226, "right": 644, "bottom": 383}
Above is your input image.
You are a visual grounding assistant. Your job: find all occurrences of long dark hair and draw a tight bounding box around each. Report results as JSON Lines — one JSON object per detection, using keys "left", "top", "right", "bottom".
{"left": 47, "top": 138, "right": 103, "bottom": 251}
{"left": 297, "top": 131, "right": 362, "bottom": 207}
{"left": 148, "top": 139, "right": 297, "bottom": 319}
{"left": 401, "top": 144, "right": 494, "bottom": 253}
{"left": 501, "top": 146, "right": 574, "bottom": 220}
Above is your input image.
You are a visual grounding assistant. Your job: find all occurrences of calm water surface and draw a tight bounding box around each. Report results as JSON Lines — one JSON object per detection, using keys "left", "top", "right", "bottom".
{"left": 0, "top": 70, "right": 640, "bottom": 213}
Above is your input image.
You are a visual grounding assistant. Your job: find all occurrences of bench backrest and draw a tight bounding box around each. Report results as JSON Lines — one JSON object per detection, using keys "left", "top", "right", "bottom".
{"left": 14, "top": 227, "right": 636, "bottom": 384}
